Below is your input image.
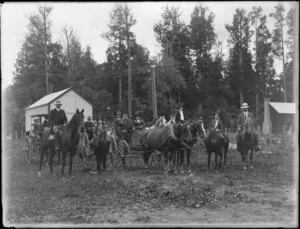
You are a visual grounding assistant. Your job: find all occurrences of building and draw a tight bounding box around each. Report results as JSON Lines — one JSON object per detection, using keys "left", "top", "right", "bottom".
{"left": 263, "top": 98, "right": 296, "bottom": 135}
{"left": 25, "top": 88, "right": 93, "bottom": 131}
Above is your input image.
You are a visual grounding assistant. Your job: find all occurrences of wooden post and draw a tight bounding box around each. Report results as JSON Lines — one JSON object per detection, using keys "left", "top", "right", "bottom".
{"left": 151, "top": 65, "right": 158, "bottom": 121}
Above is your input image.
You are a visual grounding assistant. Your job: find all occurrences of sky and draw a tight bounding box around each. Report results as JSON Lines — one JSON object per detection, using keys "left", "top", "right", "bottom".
{"left": 1, "top": 1, "right": 295, "bottom": 90}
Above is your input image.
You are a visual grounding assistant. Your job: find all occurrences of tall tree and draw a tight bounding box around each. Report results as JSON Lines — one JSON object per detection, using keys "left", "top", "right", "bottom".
{"left": 269, "top": 4, "right": 287, "bottom": 102}
{"left": 226, "top": 8, "right": 255, "bottom": 108}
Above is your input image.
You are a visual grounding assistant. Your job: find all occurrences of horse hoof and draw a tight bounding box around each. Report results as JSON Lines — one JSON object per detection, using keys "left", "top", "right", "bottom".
{"left": 37, "top": 171, "right": 41, "bottom": 177}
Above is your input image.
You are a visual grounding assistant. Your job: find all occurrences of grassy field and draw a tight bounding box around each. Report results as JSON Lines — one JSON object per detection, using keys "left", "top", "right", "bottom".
{"left": 2, "top": 135, "right": 298, "bottom": 227}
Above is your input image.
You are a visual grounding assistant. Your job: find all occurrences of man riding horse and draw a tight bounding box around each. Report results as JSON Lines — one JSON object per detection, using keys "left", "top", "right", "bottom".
{"left": 49, "top": 99, "right": 68, "bottom": 150}
{"left": 236, "top": 103, "right": 260, "bottom": 152}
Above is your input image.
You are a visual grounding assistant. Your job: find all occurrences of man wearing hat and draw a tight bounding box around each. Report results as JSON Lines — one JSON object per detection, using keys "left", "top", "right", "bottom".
{"left": 236, "top": 103, "right": 260, "bottom": 152}
{"left": 49, "top": 99, "right": 68, "bottom": 148}
{"left": 175, "top": 103, "right": 186, "bottom": 124}
{"left": 84, "top": 116, "right": 95, "bottom": 141}
{"left": 133, "top": 111, "right": 145, "bottom": 131}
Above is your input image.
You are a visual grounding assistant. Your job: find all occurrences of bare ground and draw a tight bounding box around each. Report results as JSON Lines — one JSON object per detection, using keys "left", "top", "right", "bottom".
{"left": 2, "top": 137, "right": 298, "bottom": 227}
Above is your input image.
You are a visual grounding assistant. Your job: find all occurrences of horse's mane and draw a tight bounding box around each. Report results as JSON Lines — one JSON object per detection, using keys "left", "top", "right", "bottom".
{"left": 244, "top": 118, "right": 254, "bottom": 133}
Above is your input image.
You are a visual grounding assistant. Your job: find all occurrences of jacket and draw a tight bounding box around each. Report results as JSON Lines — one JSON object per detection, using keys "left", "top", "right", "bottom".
{"left": 49, "top": 108, "right": 68, "bottom": 126}
{"left": 209, "top": 118, "right": 223, "bottom": 130}
{"left": 237, "top": 111, "right": 255, "bottom": 129}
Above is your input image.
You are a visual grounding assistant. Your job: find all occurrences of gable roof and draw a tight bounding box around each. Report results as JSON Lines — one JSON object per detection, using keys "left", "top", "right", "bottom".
{"left": 269, "top": 102, "right": 296, "bottom": 114}
{"left": 26, "top": 88, "right": 71, "bottom": 110}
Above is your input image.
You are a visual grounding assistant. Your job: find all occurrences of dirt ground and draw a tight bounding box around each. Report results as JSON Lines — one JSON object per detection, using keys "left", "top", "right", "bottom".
{"left": 2, "top": 135, "right": 298, "bottom": 227}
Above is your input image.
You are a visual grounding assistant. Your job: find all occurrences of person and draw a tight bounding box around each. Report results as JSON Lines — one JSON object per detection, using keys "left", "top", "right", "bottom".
{"left": 175, "top": 103, "right": 187, "bottom": 124}
{"left": 120, "top": 113, "right": 134, "bottom": 143}
{"left": 48, "top": 99, "right": 68, "bottom": 149}
{"left": 43, "top": 115, "right": 50, "bottom": 128}
{"left": 84, "top": 116, "right": 95, "bottom": 141}
{"left": 76, "top": 127, "right": 90, "bottom": 159}
{"left": 198, "top": 115, "right": 207, "bottom": 138}
{"left": 209, "top": 111, "right": 226, "bottom": 141}
{"left": 113, "top": 111, "right": 122, "bottom": 137}
{"left": 133, "top": 111, "right": 145, "bottom": 131}
{"left": 236, "top": 103, "right": 260, "bottom": 152}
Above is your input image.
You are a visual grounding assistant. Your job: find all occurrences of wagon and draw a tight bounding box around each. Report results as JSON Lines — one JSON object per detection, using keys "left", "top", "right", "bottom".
{"left": 105, "top": 128, "right": 162, "bottom": 170}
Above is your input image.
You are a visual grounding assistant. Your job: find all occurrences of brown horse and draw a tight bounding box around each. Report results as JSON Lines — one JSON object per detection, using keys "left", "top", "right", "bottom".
{"left": 240, "top": 118, "right": 256, "bottom": 170}
{"left": 140, "top": 121, "right": 193, "bottom": 175}
{"left": 38, "top": 109, "right": 84, "bottom": 177}
{"left": 94, "top": 128, "right": 110, "bottom": 172}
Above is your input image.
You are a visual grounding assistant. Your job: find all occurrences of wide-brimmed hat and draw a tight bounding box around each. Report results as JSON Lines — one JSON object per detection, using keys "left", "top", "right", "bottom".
{"left": 55, "top": 100, "right": 62, "bottom": 105}
{"left": 176, "top": 103, "right": 184, "bottom": 109}
{"left": 241, "top": 103, "right": 250, "bottom": 109}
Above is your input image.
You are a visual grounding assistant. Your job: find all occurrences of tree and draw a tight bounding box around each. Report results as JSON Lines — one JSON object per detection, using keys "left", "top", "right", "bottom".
{"left": 226, "top": 8, "right": 255, "bottom": 108}
{"left": 102, "top": 3, "right": 136, "bottom": 116}
{"left": 269, "top": 4, "right": 287, "bottom": 102}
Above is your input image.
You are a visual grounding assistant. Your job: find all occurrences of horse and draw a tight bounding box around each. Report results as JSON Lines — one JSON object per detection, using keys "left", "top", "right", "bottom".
{"left": 174, "top": 119, "right": 206, "bottom": 174}
{"left": 94, "top": 127, "right": 110, "bottom": 173}
{"left": 240, "top": 118, "right": 256, "bottom": 170}
{"left": 140, "top": 120, "right": 193, "bottom": 175}
{"left": 38, "top": 109, "right": 84, "bottom": 177}
{"left": 204, "top": 127, "right": 229, "bottom": 170}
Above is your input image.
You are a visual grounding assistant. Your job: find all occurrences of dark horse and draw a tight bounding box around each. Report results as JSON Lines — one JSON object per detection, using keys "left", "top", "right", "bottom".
{"left": 140, "top": 121, "right": 193, "bottom": 175}
{"left": 38, "top": 109, "right": 84, "bottom": 177}
{"left": 94, "top": 128, "right": 110, "bottom": 173}
{"left": 240, "top": 118, "right": 256, "bottom": 170}
{"left": 204, "top": 127, "right": 229, "bottom": 170}
{"left": 175, "top": 120, "right": 206, "bottom": 174}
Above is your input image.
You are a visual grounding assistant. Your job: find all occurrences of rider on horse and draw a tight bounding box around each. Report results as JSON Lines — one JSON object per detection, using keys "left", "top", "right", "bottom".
{"left": 49, "top": 99, "right": 68, "bottom": 149}
{"left": 236, "top": 103, "right": 260, "bottom": 152}
{"left": 209, "top": 110, "right": 226, "bottom": 141}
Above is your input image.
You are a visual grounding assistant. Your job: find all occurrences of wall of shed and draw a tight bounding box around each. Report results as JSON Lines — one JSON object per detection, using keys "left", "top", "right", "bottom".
{"left": 269, "top": 106, "right": 294, "bottom": 133}
{"left": 49, "top": 90, "right": 93, "bottom": 122}
{"left": 25, "top": 105, "right": 48, "bottom": 131}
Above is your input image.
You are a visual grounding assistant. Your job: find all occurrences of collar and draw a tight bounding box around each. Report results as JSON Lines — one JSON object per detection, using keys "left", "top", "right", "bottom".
{"left": 56, "top": 108, "right": 61, "bottom": 111}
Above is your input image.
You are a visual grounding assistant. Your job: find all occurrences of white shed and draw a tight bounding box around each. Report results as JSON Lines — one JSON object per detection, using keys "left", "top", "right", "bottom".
{"left": 25, "top": 88, "right": 93, "bottom": 131}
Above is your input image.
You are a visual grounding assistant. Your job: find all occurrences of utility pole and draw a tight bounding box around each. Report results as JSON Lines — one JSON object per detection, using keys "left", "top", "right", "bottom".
{"left": 255, "top": 19, "right": 259, "bottom": 124}
{"left": 128, "top": 56, "right": 133, "bottom": 118}
{"left": 239, "top": 45, "right": 244, "bottom": 107}
{"left": 151, "top": 65, "right": 158, "bottom": 121}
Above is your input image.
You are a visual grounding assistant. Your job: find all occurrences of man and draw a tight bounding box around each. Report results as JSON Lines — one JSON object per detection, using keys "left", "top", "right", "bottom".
{"left": 120, "top": 113, "right": 134, "bottom": 143}
{"left": 209, "top": 111, "right": 226, "bottom": 141}
{"left": 84, "top": 116, "right": 95, "bottom": 141}
{"left": 113, "top": 111, "right": 122, "bottom": 137}
{"left": 236, "top": 103, "right": 260, "bottom": 152}
{"left": 133, "top": 111, "right": 145, "bottom": 131}
{"left": 198, "top": 116, "right": 207, "bottom": 138}
{"left": 43, "top": 115, "right": 50, "bottom": 128}
{"left": 49, "top": 100, "right": 68, "bottom": 149}
{"left": 175, "top": 103, "right": 186, "bottom": 124}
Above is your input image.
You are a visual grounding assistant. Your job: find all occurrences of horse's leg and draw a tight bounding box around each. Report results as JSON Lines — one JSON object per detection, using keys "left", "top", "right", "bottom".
{"left": 49, "top": 145, "right": 55, "bottom": 175}
{"left": 214, "top": 152, "right": 218, "bottom": 170}
{"left": 163, "top": 151, "right": 169, "bottom": 175}
{"left": 207, "top": 151, "right": 211, "bottom": 170}
{"left": 219, "top": 149, "right": 223, "bottom": 168}
{"left": 187, "top": 149, "right": 192, "bottom": 174}
{"left": 61, "top": 149, "right": 66, "bottom": 176}
{"left": 174, "top": 150, "right": 178, "bottom": 174}
{"left": 241, "top": 149, "right": 247, "bottom": 170}
{"left": 249, "top": 149, "right": 254, "bottom": 169}
{"left": 103, "top": 153, "right": 107, "bottom": 171}
{"left": 38, "top": 144, "right": 46, "bottom": 177}
{"left": 179, "top": 150, "right": 184, "bottom": 174}
{"left": 68, "top": 150, "right": 74, "bottom": 176}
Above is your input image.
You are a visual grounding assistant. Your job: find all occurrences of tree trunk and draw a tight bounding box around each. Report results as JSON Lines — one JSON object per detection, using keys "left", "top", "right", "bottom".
{"left": 281, "top": 22, "right": 287, "bottom": 102}
{"left": 42, "top": 7, "right": 49, "bottom": 94}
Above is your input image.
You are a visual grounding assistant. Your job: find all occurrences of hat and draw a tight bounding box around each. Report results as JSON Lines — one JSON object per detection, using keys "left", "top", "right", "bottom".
{"left": 241, "top": 103, "right": 249, "bottom": 109}
{"left": 213, "top": 110, "right": 220, "bottom": 116}
{"left": 55, "top": 100, "right": 62, "bottom": 105}
{"left": 176, "top": 103, "right": 184, "bottom": 109}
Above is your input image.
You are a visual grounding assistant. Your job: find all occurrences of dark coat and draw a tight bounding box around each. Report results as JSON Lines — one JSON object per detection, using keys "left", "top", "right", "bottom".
{"left": 49, "top": 108, "right": 68, "bottom": 126}
{"left": 209, "top": 118, "right": 223, "bottom": 130}
{"left": 84, "top": 121, "right": 95, "bottom": 133}
{"left": 237, "top": 111, "right": 255, "bottom": 129}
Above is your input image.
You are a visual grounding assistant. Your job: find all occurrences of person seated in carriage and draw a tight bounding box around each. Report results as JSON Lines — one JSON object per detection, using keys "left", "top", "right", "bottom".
{"left": 133, "top": 111, "right": 145, "bottom": 132}
{"left": 120, "top": 113, "right": 134, "bottom": 143}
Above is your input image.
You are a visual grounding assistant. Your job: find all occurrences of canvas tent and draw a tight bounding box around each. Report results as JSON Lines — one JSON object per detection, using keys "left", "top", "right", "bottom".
{"left": 25, "top": 88, "right": 93, "bottom": 131}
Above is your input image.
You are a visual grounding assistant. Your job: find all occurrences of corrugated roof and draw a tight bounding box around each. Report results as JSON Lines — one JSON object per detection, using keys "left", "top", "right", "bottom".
{"left": 26, "top": 88, "right": 71, "bottom": 110}
{"left": 269, "top": 102, "right": 296, "bottom": 114}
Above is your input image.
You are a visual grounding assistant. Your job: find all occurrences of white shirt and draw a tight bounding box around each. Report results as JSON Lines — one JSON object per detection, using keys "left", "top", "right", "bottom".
{"left": 214, "top": 119, "right": 219, "bottom": 128}
{"left": 56, "top": 108, "right": 61, "bottom": 112}
{"left": 179, "top": 110, "right": 184, "bottom": 121}
{"left": 244, "top": 111, "right": 248, "bottom": 118}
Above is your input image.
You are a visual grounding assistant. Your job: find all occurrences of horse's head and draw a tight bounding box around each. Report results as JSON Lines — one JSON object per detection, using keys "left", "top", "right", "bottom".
{"left": 69, "top": 109, "right": 85, "bottom": 131}
{"left": 206, "top": 127, "right": 220, "bottom": 144}
{"left": 244, "top": 118, "right": 254, "bottom": 134}
{"left": 174, "top": 122, "right": 193, "bottom": 146}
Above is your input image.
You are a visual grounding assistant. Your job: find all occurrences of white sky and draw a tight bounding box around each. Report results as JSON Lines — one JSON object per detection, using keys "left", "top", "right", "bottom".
{"left": 1, "top": 1, "right": 295, "bottom": 89}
